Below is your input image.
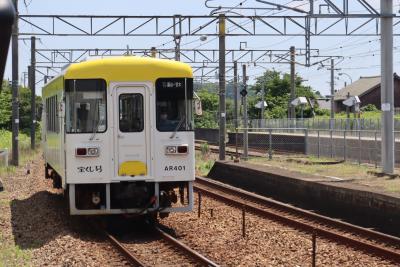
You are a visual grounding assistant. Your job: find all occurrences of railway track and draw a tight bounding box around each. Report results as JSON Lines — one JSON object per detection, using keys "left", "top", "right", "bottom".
{"left": 103, "top": 221, "right": 219, "bottom": 267}
{"left": 195, "top": 143, "right": 299, "bottom": 158}
{"left": 194, "top": 176, "right": 400, "bottom": 264}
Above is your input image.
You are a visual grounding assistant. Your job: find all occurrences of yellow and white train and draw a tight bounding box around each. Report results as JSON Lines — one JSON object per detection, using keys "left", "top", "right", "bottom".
{"left": 42, "top": 56, "right": 195, "bottom": 215}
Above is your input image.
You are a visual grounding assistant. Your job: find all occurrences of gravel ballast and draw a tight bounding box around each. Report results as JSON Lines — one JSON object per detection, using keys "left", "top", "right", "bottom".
{"left": 0, "top": 155, "right": 128, "bottom": 266}
{"left": 1, "top": 155, "right": 397, "bottom": 266}
{"left": 160, "top": 194, "right": 397, "bottom": 267}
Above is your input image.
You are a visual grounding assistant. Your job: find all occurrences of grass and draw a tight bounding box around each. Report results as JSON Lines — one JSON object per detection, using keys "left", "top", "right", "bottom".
{"left": 195, "top": 143, "right": 216, "bottom": 176}
{"left": 0, "top": 129, "right": 31, "bottom": 151}
{"left": 316, "top": 110, "right": 400, "bottom": 119}
{"left": 0, "top": 232, "right": 32, "bottom": 267}
{"left": 0, "top": 130, "right": 40, "bottom": 176}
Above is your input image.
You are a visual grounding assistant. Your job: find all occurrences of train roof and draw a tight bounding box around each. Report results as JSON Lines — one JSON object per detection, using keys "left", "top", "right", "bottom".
{"left": 63, "top": 56, "right": 193, "bottom": 82}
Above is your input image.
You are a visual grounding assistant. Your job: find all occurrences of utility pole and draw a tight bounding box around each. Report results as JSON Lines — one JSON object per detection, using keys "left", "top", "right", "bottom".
{"left": 30, "top": 36, "right": 36, "bottom": 149}
{"left": 330, "top": 59, "right": 335, "bottom": 130}
{"left": 11, "top": 0, "right": 19, "bottom": 166}
{"left": 173, "top": 15, "right": 182, "bottom": 61}
{"left": 289, "top": 46, "right": 296, "bottom": 119}
{"left": 174, "top": 36, "right": 181, "bottom": 61}
{"left": 150, "top": 46, "right": 157, "bottom": 58}
{"left": 218, "top": 14, "right": 226, "bottom": 160}
{"left": 242, "top": 64, "right": 248, "bottom": 160}
{"left": 234, "top": 61, "right": 239, "bottom": 162}
{"left": 346, "top": 92, "right": 350, "bottom": 119}
{"left": 381, "top": 0, "right": 394, "bottom": 174}
{"left": 261, "top": 80, "right": 265, "bottom": 128}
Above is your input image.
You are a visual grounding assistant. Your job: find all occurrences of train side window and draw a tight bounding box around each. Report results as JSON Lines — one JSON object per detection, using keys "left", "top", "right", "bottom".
{"left": 119, "top": 94, "right": 144, "bottom": 132}
{"left": 46, "top": 98, "right": 48, "bottom": 131}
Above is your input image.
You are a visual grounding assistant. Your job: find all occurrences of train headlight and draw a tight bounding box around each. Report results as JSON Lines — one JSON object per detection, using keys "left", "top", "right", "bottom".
{"left": 165, "top": 146, "right": 177, "bottom": 154}
{"left": 165, "top": 145, "right": 188, "bottom": 155}
{"left": 76, "top": 147, "right": 100, "bottom": 157}
{"left": 87, "top": 147, "right": 100, "bottom": 157}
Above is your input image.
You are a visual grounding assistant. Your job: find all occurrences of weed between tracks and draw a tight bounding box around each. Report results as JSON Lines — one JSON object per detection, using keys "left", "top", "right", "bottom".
{"left": 195, "top": 143, "right": 216, "bottom": 176}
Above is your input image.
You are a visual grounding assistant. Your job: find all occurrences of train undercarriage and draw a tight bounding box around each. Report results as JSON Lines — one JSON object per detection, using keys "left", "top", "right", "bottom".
{"left": 45, "top": 163, "right": 194, "bottom": 216}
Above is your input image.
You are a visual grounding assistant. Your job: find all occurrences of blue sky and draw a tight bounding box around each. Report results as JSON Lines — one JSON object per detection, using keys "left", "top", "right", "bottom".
{"left": 4, "top": 0, "right": 400, "bottom": 96}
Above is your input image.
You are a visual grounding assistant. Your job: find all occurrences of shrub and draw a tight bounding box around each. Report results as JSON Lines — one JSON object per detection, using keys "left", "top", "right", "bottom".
{"left": 200, "top": 142, "right": 210, "bottom": 158}
{"left": 361, "top": 104, "right": 378, "bottom": 112}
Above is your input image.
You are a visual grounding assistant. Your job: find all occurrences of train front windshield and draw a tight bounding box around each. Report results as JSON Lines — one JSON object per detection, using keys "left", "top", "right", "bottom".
{"left": 156, "top": 78, "right": 193, "bottom": 132}
{"left": 65, "top": 79, "right": 107, "bottom": 134}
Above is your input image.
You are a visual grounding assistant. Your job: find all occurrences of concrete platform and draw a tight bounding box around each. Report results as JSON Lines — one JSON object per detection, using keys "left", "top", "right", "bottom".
{"left": 207, "top": 161, "right": 400, "bottom": 236}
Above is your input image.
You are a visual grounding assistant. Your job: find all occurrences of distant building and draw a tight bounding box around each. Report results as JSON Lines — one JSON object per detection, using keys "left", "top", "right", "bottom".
{"left": 333, "top": 73, "right": 400, "bottom": 112}
{"left": 316, "top": 98, "right": 331, "bottom": 110}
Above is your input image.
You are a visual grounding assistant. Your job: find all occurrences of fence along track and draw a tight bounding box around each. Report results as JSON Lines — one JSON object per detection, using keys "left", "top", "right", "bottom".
{"left": 194, "top": 176, "right": 400, "bottom": 264}
{"left": 104, "top": 223, "right": 219, "bottom": 267}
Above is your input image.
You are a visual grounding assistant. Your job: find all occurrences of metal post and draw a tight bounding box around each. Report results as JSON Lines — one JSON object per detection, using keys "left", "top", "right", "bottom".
{"left": 30, "top": 36, "right": 36, "bottom": 150}
{"left": 242, "top": 64, "right": 248, "bottom": 160}
{"left": 289, "top": 46, "right": 295, "bottom": 119}
{"left": 197, "top": 192, "right": 201, "bottom": 218}
{"left": 330, "top": 130, "right": 333, "bottom": 158}
{"left": 261, "top": 80, "right": 265, "bottom": 128}
{"left": 346, "top": 92, "right": 350, "bottom": 121}
{"left": 330, "top": 59, "right": 335, "bottom": 130}
{"left": 174, "top": 37, "right": 181, "bottom": 61}
{"left": 268, "top": 129, "right": 272, "bottom": 160}
{"left": 242, "top": 207, "right": 246, "bottom": 238}
{"left": 301, "top": 105, "right": 304, "bottom": 120}
{"left": 317, "top": 130, "right": 320, "bottom": 158}
{"left": 173, "top": 15, "right": 182, "bottom": 61}
{"left": 381, "top": 0, "right": 394, "bottom": 174}
{"left": 304, "top": 128, "right": 308, "bottom": 155}
{"left": 358, "top": 130, "right": 362, "bottom": 165}
{"left": 150, "top": 46, "right": 156, "bottom": 58}
{"left": 344, "top": 130, "right": 347, "bottom": 161}
{"left": 375, "top": 131, "right": 378, "bottom": 168}
{"left": 234, "top": 61, "right": 239, "bottom": 163}
{"left": 312, "top": 232, "right": 316, "bottom": 267}
{"left": 218, "top": 14, "right": 226, "bottom": 161}
{"left": 11, "top": 0, "right": 19, "bottom": 166}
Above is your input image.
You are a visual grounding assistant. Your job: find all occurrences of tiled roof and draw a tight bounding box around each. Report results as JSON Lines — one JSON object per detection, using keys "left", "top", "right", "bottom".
{"left": 334, "top": 73, "right": 400, "bottom": 101}
{"left": 334, "top": 76, "right": 380, "bottom": 100}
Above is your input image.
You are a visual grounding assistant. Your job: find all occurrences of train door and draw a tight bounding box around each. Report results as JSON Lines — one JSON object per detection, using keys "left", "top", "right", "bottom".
{"left": 114, "top": 86, "right": 148, "bottom": 180}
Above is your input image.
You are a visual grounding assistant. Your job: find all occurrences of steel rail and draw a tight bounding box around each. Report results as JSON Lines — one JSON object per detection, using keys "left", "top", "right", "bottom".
{"left": 194, "top": 177, "right": 400, "bottom": 263}
{"left": 104, "top": 231, "right": 147, "bottom": 267}
{"left": 154, "top": 225, "right": 219, "bottom": 267}
{"left": 195, "top": 176, "right": 400, "bottom": 245}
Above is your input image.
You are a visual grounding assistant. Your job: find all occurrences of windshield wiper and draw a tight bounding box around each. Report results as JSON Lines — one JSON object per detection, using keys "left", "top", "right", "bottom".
{"left": 170, "top": 115, "right": 185, "bottom": 139}
{"left": 89, "top": 118, "right": 103, "bottom": 141}
{"left": 89, "top": 100, "right": 100, "bottom": 141}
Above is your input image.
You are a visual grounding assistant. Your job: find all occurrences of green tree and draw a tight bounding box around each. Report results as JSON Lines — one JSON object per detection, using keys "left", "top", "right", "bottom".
{"left": 0, "top": 81, "right": 12, "bottom": 128}
{"left": 250, "top": 70, "right": 319, "bottom": 119}
{"left": 194, "top": 89, "right": 219, "bottom": 128}
{"left": 0, "top": 80, "right": 42, "bottom": 132}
